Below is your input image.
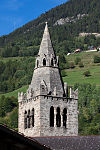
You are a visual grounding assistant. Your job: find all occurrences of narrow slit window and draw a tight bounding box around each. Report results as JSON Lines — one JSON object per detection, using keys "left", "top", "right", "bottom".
{"left": 51, "top": 58, "right": 53, "bottom": 66}
{"left": 50, "top": 106, "right": 54, "bottom": 127}
{"left": 24, "top": 110, "right": 27, "bottom": 129}
{"left": 37, "top": 60, "right": 39, "bottom": 68}
{"left": 27, "top": 110, "right": 30, "bottom": 128}
{"left": 56, "top": 107, "right": 61, "bottom": 127}
{"left": 63, "top": 108, "right": 67, "bottom": 128}
{"left": 32, "top": 108, "right": 34, "bottom": 127}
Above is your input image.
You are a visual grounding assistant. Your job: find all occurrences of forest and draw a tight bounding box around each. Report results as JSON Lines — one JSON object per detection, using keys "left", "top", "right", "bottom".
{"left": 0, "top": 57, "right": 35, "bottom": 93}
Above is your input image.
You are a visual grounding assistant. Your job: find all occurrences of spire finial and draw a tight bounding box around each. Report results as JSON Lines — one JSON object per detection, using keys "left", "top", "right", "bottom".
{"left": 45, "top": 22, "right": 48, "bottom": 25}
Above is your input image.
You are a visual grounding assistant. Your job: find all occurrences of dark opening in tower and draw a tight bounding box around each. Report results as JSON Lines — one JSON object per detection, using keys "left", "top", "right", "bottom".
{"left": 43, "top": 58, "right": 46, "bottom": 66}
{"left": 51, "top": 58, "right": 53, "bottom": 66}
{"left": 27, "top": 110, "right": 30, "bottom": 128}
{"left": 63, "top": 108, "right": 67, "bottom": 128}
{"left": 37, "top": 60, "right": 39, "bottom": 68}
{"left": 32, "top": 108, "right": 34, "bottom": 127}
{"left": 56, "top": 107, "right": 61, "bottom": 127}
{"left": 50, "top": 106, "right": 54, "bottom": 127}
{"left": 24, "top": 110, "right": 27, "bottom": 129}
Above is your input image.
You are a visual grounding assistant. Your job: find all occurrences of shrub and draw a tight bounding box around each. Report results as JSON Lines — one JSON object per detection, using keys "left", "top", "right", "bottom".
{"left": 94, "top": 55, "right": 100, "bottom": 63}
{"left": 66, "top": 64, "right": 70, "bottom": 69}
{"left": 97, "top": 48, "right": 99, "bottom": 52}
{"left": 83, "top": 70, "right": 91, "bottom": 77}
{"left": 0, "top": 96, "right": 17, "bottom": 117}
{"left": 70, "top": 62, "right": 75, "bottom": 69}
{"left": 59, "top": 54, "right": 70, "bottom": 70}
{"left": 79, "top": 62, "right": 84, "bottom": 68}
{"left": 61, "top": 70, "right": 67, "bottom": 77}
{"left": 75, "top": 57, "right": 81, "bottom": 65}
{"left": 14, "top": 70, "right": 25, "bottom": 78}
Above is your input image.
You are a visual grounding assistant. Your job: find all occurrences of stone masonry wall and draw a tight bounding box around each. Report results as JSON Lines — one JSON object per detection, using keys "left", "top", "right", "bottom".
{"left": 40, "top": 96, "right": 78, "bottom": 136}
{"left": 18, "top": 97, "right": 41, "bottom": 137}
{"left": 18, "top": 95, "right": 78, "bottom": 137}
{"left": 28, "top": 67, "right": 64, "bottom": 98}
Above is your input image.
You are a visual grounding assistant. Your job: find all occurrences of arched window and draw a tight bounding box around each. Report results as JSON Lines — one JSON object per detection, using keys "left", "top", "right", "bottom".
{"left": 50, "top": 106, "right": 54, "bottom": 127}
{"left": 37, "top": 60, "right": 39, "bottom": 68}
{"left": 56, "top": 107, "right": 61, "bottom": 127}
{"left": 43, "top": 58, "right": 46, "bottom": 66}
{"left": 51, "top": 58, "right": 53, "bottom": 66}
{"left": 24, "top": 111, "right": 27, "bottom": 129}
{"left": 32, "top": 108, "right": 34, "bottom": 127}
{"left": 63, "top": 108, "right": 67, "bottom": 128}
{"left": 27, "top": 110, "right": 30, "bottom": 128}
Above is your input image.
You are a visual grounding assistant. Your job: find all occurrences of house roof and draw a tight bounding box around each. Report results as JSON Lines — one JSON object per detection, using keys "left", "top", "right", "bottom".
{"left": 0, "top": 124, "right": 51, "bottom": 150}
{"left": 33, "top": 136, "right": 100, "bottom": 150}
{"left": 1, "top": 124, "right": 100, "bottom": 150}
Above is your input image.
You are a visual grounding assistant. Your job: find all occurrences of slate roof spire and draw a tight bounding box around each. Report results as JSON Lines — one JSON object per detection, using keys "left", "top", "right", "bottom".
{"left": 38, "top": 22, "right": 55, "bottom": 57}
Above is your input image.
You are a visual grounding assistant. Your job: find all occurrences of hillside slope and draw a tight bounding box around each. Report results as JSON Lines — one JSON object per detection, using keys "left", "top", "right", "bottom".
{"left": 0, "top": 0, "right": 100, "bottom": 57}
{"left": 64, "top": 51, "right": 100, "bottom": 86}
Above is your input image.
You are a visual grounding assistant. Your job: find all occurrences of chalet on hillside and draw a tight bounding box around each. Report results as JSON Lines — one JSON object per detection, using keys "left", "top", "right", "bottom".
{"left": 74, "top": 49, "right": 81, "bottom": 53}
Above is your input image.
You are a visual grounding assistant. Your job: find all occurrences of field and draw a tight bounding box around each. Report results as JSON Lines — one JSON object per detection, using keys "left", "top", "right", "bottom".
{"left": 63, "top": 65, "right": 100, "bottom": 86}
{"left": 64, "top": 51, "right": 100, "bottom": 86}
{"left": 66, "top": 51, "right": 98, "bottom": 65}
{"left": 0, "top": 86, "right": 28, "bottom": 98}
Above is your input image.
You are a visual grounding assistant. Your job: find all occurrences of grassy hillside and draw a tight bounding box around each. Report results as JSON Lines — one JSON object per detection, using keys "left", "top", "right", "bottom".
{"left": 63, "top": 51, "right": 100, "bottom": 86}
{"left": 0, "top": 85, "right": 28, "bottom": 98}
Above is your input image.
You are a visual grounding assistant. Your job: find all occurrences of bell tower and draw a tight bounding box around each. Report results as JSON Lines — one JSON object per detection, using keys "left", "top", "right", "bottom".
{"left": 18, "top": 23, "right": 78, "bottom": 137}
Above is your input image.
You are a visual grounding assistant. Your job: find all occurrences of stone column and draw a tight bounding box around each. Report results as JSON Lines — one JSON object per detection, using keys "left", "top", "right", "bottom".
{"left": 61, "top": 109, "right": 63, "bottom": 127}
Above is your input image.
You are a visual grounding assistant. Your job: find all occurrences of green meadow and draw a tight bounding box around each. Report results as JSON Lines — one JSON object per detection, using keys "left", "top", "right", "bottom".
{"left": 63, "top": 65, "right": 100, "bottom": 86}
{"left": 63, "top": 51, "right": 100, "bottom": 86}
{"left": 0, "top": 86, "right": 28, "bottom": 98}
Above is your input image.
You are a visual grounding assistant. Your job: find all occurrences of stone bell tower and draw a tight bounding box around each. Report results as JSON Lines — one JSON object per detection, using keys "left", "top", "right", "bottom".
{"left": 18, "top": 22, "right": 78, "bottom": 137}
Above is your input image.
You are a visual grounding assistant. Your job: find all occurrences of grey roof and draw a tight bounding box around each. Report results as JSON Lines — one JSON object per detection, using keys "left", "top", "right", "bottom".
{"left": 33, "top": 136, "right": 100, "bottom": 150}
{"left": 38, "top": 22, "right": 55, "bottom": 57}
{"left": 1, "top": 124, "right": 100, "bottom": 150}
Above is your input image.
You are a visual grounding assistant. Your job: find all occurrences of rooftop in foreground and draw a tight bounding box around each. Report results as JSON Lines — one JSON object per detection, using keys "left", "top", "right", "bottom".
{"left": 33, "top": 136, "right": 100, "bottom": 150}
{"left": 0, "top": 124, "right": 100, "bottom": 150}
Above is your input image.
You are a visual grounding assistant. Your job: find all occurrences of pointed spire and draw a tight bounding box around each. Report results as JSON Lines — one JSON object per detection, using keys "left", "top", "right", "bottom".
{"left": 28, "top": 22, "right": 64, "bottom": 98}
{"left": 44, "top": 22, "right": 49, "bottom": 33}
{"left": 38, "top": 22, "right": 55, "bottom": 56}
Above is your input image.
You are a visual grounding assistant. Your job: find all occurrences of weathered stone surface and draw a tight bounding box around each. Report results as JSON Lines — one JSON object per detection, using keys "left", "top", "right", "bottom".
{"left": 18, "top": 23, "right": 78, "bottom": 137}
